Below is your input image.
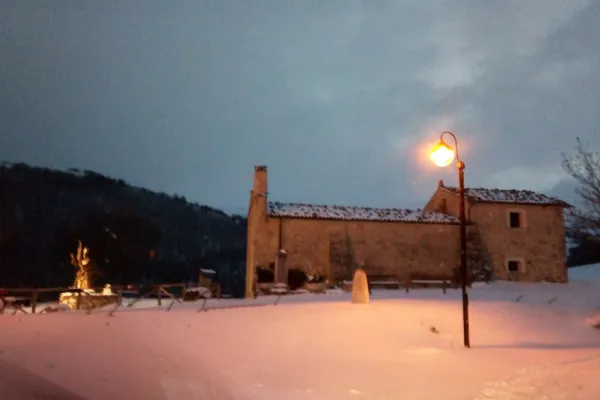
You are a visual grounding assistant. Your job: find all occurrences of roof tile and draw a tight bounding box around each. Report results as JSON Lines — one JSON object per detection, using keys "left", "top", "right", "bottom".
{"left": 268, "top": 202, "right": 459, "bottom": 224}
{"left": 442, "top": 186, "right": 570, "bottom": 207}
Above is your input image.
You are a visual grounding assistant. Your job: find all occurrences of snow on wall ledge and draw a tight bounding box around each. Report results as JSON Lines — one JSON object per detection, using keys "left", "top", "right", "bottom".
{"left": 442, "top": 186, "right": 570, "bottom": 207}
{"left": 268, "top": 202, "right": 459, "bottom": 224}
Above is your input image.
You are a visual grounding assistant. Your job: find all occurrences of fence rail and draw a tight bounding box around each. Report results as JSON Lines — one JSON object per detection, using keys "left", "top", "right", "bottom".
{"left": 0, "top": 283, "right": 188, "bottom": 314}
{"left": 1, "top": 283, "right": 282, "bottom": 316}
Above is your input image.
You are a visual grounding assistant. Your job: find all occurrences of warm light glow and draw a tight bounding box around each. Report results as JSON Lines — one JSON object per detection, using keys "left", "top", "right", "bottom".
{"left": 429, "top": 140, "right": 456, "bottom": 167}
{"left": 70, "top": 240, "right": 92, "bottom": 290}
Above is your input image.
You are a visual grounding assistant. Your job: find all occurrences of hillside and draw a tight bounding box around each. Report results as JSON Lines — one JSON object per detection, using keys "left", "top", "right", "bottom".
{"left": 0, "top": 162, "right": 247, "bottom": 296}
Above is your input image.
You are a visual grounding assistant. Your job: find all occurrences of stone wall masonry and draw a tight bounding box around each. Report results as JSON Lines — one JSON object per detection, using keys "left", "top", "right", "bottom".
{"left": 470, "top": 203, "right": 567, "bottom": 282}
{"left": 252, "top": 217, "right": 462, "bottom": 282}
{"left": 251, "top": 215, "right": 280, "bottom": 267}
{"left": 423, "top": 187, "right": 466, "bottom": 218}
{"left": 245, "top": 168, "right": 569, "bottom": 298}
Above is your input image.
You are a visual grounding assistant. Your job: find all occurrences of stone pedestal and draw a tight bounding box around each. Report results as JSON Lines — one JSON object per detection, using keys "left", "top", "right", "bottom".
{"left": 351, "top": 268, "right": 370, "bottom": 304}
{"left": 274, "top": 249, "right": 288, "bottom": 285}
{"left": 59, "top": 291, "right": 118, "bottom": 310}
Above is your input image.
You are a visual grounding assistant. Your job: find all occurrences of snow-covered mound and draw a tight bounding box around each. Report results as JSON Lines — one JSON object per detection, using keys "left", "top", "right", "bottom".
{"left": 586, "top": 313, "right": 600, "bottom": 329}
{"left": 569, "top": 263, "right": 600, "bottom": 281}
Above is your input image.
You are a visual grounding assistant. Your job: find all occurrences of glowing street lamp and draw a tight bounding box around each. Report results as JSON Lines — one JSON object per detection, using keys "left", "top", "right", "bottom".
{"left": 429, "top": 140, "right": 456, "bottom": 167}
{"left": 429, "top": 131, "right": 470, "bottom": 348}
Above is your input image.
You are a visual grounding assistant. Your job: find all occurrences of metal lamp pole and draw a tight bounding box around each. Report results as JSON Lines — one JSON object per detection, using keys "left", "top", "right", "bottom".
{"left": 440, "top": 131, "right": 470, "bottom": 348}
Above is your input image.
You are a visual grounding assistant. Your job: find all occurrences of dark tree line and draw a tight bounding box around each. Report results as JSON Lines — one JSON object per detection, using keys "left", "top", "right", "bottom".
{"left": 0, "top": 163, "right": 247, "bottom": 296}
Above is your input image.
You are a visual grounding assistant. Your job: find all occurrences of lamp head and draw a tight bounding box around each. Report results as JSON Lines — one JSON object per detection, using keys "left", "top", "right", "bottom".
{"left": 429, "top": 139, "right": 456, "bottom": 167}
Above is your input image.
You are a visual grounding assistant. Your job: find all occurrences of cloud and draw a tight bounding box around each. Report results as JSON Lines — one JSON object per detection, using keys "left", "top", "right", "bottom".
{"left": 548, "top": 178, "right": 579, "bottom": 205}
{"left": 486, "top": 165, "right": 567, "bottom": 193}
{"left": 0, "top": 0, "right": 598, "bottom": 210}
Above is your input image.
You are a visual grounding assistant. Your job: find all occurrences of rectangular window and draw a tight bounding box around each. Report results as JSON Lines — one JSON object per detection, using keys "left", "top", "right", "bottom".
{"left": 507, "top": 260, "right": 522, "bottom": 272}
{"left": 509, "top": 211, "right": 521, "bottom": 228}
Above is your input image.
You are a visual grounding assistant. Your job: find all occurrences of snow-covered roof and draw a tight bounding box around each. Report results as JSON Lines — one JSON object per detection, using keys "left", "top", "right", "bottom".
{"left": 268, "top": 202, "right": 459, "bottom": 224}
{"left": 441, "top": 185, "right": 570, "bottom": 207}
{"left": 199, "top": 268, "right": 216, "bottom": 274}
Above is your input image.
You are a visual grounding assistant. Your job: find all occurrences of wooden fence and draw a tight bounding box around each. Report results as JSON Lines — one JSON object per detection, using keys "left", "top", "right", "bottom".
{"left": 1, "top": 283, "right": 286, "bottom": 316}
{"left": 0, "top": 283, "right": 187, "bottom": 314}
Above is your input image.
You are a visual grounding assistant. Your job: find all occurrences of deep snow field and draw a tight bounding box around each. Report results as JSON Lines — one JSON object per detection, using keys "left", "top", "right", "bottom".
{"left": 1, "top": 264, "right": 599, "bottom": 400}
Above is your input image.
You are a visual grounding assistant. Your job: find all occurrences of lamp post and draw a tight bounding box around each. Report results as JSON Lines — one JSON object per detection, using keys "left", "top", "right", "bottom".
{"left": 429, "top": 131, "right": 470, "bottom": 348}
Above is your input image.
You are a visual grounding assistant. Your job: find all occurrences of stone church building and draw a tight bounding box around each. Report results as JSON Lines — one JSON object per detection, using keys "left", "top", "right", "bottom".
{"left": 245, "top": 165, "right": 571, "bottom": 297}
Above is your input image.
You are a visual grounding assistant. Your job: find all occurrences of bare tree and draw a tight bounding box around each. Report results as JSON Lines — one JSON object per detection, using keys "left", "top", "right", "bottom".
{"left": 562, "top": 137, "right": 600, "bottom": 237}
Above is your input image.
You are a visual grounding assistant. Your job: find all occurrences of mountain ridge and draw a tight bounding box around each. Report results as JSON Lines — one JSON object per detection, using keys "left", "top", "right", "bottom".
{"left": 0, "top": 162, "right": 247, "bottom": 296}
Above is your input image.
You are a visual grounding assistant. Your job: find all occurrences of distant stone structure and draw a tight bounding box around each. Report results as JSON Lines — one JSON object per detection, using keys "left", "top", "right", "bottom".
{"left": 245, "top": 166, "right": 571, "bottom": 298}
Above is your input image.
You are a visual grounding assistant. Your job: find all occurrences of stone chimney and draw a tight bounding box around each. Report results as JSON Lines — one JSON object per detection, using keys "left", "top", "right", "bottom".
{"left": 246, "top": 165, "right": 268, "bottom": 298}
{"left": 253, "top": 165, "right": 268, "bottom": 197}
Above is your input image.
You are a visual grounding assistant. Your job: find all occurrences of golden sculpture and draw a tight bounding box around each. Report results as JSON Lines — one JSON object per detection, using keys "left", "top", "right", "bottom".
{"left": 70, "top": 240, "right": 92, "bottom": 289}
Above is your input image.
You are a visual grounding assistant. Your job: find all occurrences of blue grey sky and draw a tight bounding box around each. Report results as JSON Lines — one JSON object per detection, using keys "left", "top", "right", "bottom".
{"left": 1, "top": 0, "right": 599, "bottom": 215}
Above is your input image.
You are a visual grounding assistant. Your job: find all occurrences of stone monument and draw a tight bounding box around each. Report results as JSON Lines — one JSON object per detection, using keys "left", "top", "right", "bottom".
{"left": 351, "top": 268, "right": 370, "bottom": 304}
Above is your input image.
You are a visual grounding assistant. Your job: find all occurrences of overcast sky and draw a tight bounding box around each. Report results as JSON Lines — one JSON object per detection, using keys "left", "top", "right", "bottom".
{"left": 1, "top": 0, "right": 599, "bottom": 214}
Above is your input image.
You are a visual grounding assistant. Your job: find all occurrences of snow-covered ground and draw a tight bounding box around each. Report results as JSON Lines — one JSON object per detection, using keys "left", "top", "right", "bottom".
{"left": 2, "top": 280, "right": 600, "bottom": 400}
{"left": 569, "top": 262, "right": 600, "bottom": 281}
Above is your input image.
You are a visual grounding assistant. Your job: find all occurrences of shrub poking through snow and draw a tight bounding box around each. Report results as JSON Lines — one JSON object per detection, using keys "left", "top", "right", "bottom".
{"left": 256, "top": 266, "right": 274, "bottom": 283}
{"left": 287, "top": 268, "right": 307, "bottom": 290}
{"left": 183, "top": 287, "right": 212, "bottom": 301}
{"left": 586, "top": 313, "right": 600, "bottom": 330}
{"left": 307, "top": 274, "right": 326, "bottom": 283}
{"left": 351, "top": 268, "right": 369, "bottom": 304}
{"left": 304, "top": 274, "right": 327, "bottom": 293}
{"left": 41, "top": 304, "right": 69, "bottom": 313}
{"left": 430, "top": 326, "right": 440, "bottom": 334}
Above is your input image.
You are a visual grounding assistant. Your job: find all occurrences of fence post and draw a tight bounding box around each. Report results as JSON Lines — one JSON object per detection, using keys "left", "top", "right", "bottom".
{"left": 274, "top": 294, "right": 282, "bottom": 305}
{"left": 31, "top": 289, "right": 39, "bottom": 314}
{"left": 515, "top": 294, "right": 524, "bottom": 302}
{"left": 197, "top": 297, "right": 208, "bottom": 312}
{"left": 157, "top": 286, "right": 162, "bottom": 306}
